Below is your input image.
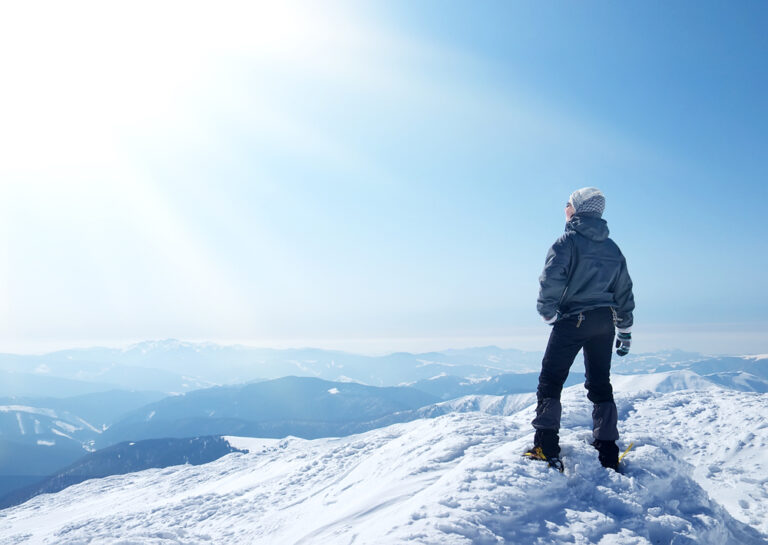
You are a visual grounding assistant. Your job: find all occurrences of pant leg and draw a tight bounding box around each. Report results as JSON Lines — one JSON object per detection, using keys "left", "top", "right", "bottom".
{"left": 532, "top": 319, "right": 583, "bottom": 433}
{"left": 582, "top": 309, "right": 619, "bottom": 441}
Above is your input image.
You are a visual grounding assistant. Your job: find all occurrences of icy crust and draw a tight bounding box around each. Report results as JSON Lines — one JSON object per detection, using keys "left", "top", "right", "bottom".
{"left": 0, "top": 388, "right": 766, "bottom": 545}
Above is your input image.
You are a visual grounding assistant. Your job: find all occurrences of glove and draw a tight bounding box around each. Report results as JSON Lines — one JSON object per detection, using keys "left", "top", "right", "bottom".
{"left": 615, "top": 331, "right": 631, "bottom": 356}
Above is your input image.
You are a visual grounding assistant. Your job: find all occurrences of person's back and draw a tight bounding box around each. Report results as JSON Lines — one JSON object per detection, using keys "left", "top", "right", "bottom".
{"left": 538, "top": 212, "right": 634, "bottom": 329}
{"left": 525, "top": 187, "right": 635, "bottom": 472}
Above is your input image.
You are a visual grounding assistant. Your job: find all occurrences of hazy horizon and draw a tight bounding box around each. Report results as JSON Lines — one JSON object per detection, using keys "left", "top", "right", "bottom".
{"left": 3, "top": 330, "right": 765, "bottom": 359}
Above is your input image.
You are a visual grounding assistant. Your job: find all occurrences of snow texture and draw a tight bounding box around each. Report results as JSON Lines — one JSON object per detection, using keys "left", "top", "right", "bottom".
{"left": 0, "top": 384, "right": 766, "bottom": 545}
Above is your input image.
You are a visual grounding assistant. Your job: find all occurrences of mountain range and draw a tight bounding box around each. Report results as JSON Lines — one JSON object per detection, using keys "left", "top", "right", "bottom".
{"left": 0, "top": 341, "right": 765, "bottom": 515}
{"left": 98, "top": 376, "right": 439, "bottom": 445}
{"left": 3, "top": 340, "right": 765, "bottom": 398}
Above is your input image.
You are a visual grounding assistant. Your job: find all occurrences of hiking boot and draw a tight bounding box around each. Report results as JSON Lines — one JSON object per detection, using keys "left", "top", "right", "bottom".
{"left": 534, "top": 429, "right": 561, "bottom": 458}
{"left": 523, "top": 430, "right": 564, "bottom": 472}
{"left": 592, "top": 439, "right": 619, "bottom": 470}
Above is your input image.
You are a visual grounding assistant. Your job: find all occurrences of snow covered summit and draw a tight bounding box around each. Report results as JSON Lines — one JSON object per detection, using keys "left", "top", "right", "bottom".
{"left": 0, "top": 384, "right": 766, "bottom": 544}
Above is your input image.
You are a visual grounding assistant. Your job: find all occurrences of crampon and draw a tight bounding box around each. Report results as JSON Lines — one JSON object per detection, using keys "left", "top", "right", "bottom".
{"left": 523, "top": 446, "right": 564, "bottom": 473}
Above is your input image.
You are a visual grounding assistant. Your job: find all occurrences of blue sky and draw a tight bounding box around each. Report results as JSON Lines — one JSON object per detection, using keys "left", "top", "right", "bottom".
{"left": 1, "top": 1, "right": 766, "bottom": 354}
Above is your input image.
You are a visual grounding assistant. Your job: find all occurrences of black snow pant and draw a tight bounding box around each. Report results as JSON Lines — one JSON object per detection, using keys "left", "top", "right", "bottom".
{"left": 532, "top": 307, "right": 619, "bottom": 457}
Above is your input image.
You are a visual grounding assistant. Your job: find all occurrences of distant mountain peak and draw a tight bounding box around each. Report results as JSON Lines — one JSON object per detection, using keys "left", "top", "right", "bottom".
{"left": 123, "top": 339, "right": 222, "bottom": 354}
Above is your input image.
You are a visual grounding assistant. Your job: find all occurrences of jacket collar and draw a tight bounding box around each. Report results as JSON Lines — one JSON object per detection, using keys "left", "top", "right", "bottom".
{"left": 566, "top": 214, "right": 610, "bottom": 242}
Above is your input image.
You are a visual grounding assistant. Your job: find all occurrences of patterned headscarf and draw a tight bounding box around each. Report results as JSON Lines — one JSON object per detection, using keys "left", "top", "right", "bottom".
{"left": 569, "top": 187, "right": 606, "bottom": 217}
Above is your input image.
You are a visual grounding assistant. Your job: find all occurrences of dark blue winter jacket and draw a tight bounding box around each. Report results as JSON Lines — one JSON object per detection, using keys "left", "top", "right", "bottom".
{"left": 537, "top": 213, "right": 634, "bottom": 329}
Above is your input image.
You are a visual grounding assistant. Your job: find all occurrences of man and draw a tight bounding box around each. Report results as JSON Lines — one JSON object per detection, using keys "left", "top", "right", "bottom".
{"left": 526, "top": 187, "right": 634, "bottom": 472}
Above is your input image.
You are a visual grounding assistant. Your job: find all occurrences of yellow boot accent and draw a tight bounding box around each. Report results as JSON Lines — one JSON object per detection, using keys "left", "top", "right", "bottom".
{"left": 523, "top": 446, "right": 548, "bottom": 461}
{"left": 618, "top": 442, "right": 635, "bottom": 464}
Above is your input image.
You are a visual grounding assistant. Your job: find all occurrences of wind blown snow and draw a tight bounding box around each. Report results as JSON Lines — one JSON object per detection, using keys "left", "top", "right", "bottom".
{"left": 0, "top": 382, "right": 766, "bottom": 544}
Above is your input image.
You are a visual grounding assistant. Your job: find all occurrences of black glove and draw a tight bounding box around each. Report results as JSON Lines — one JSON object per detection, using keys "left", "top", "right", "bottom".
{"left": 615, "top": 332, "right": 631, "bottom": 356}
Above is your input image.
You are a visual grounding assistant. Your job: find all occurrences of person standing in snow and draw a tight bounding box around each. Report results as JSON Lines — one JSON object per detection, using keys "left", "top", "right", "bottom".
{"left": 526, "top": 187, "right": 634, "bottom": 472}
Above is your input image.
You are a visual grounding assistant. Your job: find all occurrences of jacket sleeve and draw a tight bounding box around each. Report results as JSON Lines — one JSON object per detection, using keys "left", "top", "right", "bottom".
{"left": 537, "top": 235, "right": 572, "bottom": 320}
{"left": 613, "top": 256, "right": 635, "bottom": 329}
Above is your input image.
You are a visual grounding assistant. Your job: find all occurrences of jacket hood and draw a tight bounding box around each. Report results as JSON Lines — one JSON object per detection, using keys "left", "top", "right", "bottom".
{"left": 566, "top": 214, "right": 610, "bottom": 242}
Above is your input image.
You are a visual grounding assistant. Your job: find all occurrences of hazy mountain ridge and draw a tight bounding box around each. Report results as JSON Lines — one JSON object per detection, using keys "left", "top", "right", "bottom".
{"left": 613, "top": 352, "right": 768, "bottom": 380}
{"left": 0, "top": 436, "right": 242, "bottom": 510}
{"left": 406, "top": 371, "right": 586, "bottom": 400}
{"left": 0, "top": 390, "right": 168, "bottom": 498}
{"left": 0, "top": 390, "right": 167, "bottom": 432}
{"left": 0, "top": 369, "right": 117, "bottom": 398}
{"left": 98, "top": 376, "right": 439, "bottom": 446}
{"left": 0, "top": 341, "right": 554, "bottom": 396}
{"left": 3, "top": 340, "right": 763, "bottom": 398}
{"left": 0, "top": 401, "right": 104, "bottom": 494}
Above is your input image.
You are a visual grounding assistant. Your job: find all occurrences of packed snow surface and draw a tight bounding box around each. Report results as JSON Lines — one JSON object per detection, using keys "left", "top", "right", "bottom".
{"left": 0, "top": 383, "right": 766, "bottom": 544}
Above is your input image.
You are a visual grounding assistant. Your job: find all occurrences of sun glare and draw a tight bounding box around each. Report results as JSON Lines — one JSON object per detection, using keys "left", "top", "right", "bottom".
{"left": 0, "top": 0, "right": 352, "bottom": 176}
